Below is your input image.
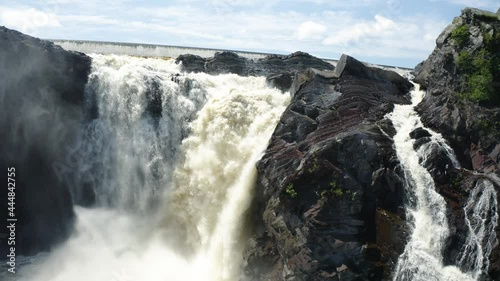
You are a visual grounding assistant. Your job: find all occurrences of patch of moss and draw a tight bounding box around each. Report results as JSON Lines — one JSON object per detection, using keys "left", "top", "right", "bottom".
{"left": 319, "top": 180, "right": 346, "bottom": 199}
{"left": 285, "top": 183, "right": 297, "bottom": 199}
{"left": 319, "top": 188, "right": 344, "bottom": 199}
{"left": 329, "top": 181, "right": 344, "bottom": 197}
{"left": 451, "top": 24, "right": 470, "bottom": 47}
{"left": 331, "top": 187, "right": 344, "bottom": 197}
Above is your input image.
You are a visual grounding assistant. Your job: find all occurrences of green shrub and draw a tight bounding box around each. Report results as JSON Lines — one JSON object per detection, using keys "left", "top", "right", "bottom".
{"left": 331, "top": 187, "right": 344, "bottom": 197}
{"left": 456, "top": 48, "right": 498, "bottom": 103}
{"left": 468, "top": 72, "right": 493, "bottom": 102}
{"left": 285, "top": 183, "right": 297, "bottom": 198}
{"left": 318, "top": 181, "right": 345, "bottom": 199}
{"left": 451, "top": 24, "right": 470, "bottom": 47}
{"left": 456, "top": 50, "right": 472, "bottom": 71}
{"left": 466, "top": 50, "right": 493, "bottom": 101}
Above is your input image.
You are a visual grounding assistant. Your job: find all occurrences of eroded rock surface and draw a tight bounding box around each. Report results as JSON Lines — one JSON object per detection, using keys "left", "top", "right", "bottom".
{"left": 243, "top": 55, "right": 412, "bottom": 280}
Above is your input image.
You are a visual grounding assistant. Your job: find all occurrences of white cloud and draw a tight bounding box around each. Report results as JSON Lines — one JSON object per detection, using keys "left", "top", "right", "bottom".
{"left": 0, "top": 6, "right": 61, "bottom": 34}
{"left": 323, "top": 15, "right": 396, "bottom": 46}
{"left": 295, "top": 21, "right": 326, "bottom": 40}
{"left": 58, "top": 15, "right": 120, "bottom": 25}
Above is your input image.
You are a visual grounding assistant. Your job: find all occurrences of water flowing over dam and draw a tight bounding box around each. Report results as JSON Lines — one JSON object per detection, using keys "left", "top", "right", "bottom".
{"left": 2, "top": 54, "right": 289, "bottom": 281}
{"left": 51, "top": 40, "right": 272, "bottom": 60}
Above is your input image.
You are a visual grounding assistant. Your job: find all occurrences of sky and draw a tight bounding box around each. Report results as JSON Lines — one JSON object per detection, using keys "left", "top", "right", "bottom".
{"left": 0, "top": 0, "right": 499, "bottom": 68}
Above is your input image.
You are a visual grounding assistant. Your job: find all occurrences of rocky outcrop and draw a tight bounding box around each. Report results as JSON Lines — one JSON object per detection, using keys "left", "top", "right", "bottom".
{"left": 176, "top": 51, "right": 335, "bottom": 92}
{"left": 413, "top": 7, "right": 500, "bottom": 279}
{"left": 0, "top": 26, "right": 91, "bottom": 255}
{"left": 243, "top": 54, "right": 412, "bottom": 280}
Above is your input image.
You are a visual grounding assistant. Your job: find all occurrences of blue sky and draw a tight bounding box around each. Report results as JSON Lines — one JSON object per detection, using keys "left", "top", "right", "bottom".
{"left": 0, "top": 0, "right": 499, "bottom": 67}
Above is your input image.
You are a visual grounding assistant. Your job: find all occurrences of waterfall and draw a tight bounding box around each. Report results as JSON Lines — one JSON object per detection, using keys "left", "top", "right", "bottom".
{"left": 165, "top": 77, "right": 289, "bottom": 279}
{"left": 4, "top": 54, "right": 289, "bottom": 281}
{"left": 458, "top": 180, "right": 499, "bottom": 279}
{"left": 388, "top": 84, "right": 496, "bottom": 281}
{"left": 73, "top": 54, "right": 209, "bottom": 210}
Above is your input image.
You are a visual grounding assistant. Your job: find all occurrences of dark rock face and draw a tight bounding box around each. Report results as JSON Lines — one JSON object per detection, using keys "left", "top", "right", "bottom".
{"left": 0, "top": 27, "right": 91, "bottom": 255}
{"left": 176, "top": 51, "right": 335, "bottom": 92}
{"left": 243, "top": 55, "right": 412, "bottom": 280}
{"left": 266, "top": 73, "right": 294, "bottom": 93}
{"left": 413, "top": 8, "right": 500, "bottom": 279}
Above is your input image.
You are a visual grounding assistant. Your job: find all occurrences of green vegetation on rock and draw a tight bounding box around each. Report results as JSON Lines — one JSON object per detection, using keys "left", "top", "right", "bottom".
{"left": 453, "top": 23, "right": 500, "bottom": 105}
{"left": 451, "top": 24, "right": 470, "bottom": 47}
{"left": 308, "top": 159, "right": 320, "bottom": 174}
{"left": 285, "top": 183, "right": 297, "bottom": 198}
{"left": 477, "top": 115, "right": 500, "bottom": 138}
{"left": 331, "top": 187, "right": 344, "bottom": 197}
{"left": 457, "top": 49, "right": 494, "bottom": 102}
{"left": 319, "top": 180, "right": 347, "bottom": 200}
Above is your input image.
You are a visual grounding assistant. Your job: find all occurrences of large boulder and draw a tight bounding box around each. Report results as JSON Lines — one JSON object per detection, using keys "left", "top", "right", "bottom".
{"left": 243, "top": 55, "right": 412, "bottom": 280}
{"left": 0, "top": 26, "right": 91, "bottom": 255}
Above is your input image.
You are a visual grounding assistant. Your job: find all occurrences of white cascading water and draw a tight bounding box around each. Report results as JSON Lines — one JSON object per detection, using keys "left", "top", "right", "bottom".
{"left": 457, "top": 179, "right": 499, "bottom": 279}
{"left": 4, "top": 54, "right": 289, "bottom": 281}
{"left": 74, "top": 54, "right": 209, "bottom": 211}
{"left": 388, "top": 84, "right": 497, "bottom": 281}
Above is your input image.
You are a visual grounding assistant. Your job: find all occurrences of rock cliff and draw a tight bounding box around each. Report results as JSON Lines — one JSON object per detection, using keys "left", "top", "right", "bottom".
{"left": 0, "top": 26, "right": 91, "bottom": 255}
